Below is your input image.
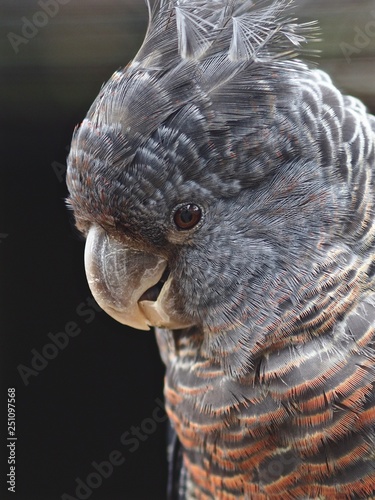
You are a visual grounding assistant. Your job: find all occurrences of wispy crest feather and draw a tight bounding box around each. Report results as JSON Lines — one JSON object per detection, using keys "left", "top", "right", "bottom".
{"left": 142, "top": 0, "right": 317, "bottom": 62}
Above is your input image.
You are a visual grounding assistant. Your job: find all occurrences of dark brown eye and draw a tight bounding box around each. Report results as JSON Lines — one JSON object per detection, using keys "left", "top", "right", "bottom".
{"left": 174, "top": 204, "right": 202, "bottom": 230}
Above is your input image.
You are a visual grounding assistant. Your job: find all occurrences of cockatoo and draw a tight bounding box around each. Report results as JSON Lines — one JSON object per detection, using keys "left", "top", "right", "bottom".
{"left": 66, "top": 1, "right": 375, "bottom": 497}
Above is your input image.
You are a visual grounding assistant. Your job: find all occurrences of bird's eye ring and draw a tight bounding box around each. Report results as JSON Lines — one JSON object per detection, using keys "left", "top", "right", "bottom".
{"left": 173, "top": 204, "right": 202, "bottom": 231}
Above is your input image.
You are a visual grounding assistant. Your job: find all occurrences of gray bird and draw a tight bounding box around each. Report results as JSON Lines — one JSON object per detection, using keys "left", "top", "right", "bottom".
{"left": 66, "top": 1, "right": 375, "bottom": 498}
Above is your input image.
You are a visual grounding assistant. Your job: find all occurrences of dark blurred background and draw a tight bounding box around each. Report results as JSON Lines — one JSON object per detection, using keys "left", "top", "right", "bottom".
{"left": 1, "top": 1, "right": 375, "bottom": 499}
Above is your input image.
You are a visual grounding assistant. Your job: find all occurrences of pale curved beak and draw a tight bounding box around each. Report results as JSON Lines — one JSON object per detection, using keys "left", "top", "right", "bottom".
{"left": 84, "top": 225, "right": 192, "bottom": 331}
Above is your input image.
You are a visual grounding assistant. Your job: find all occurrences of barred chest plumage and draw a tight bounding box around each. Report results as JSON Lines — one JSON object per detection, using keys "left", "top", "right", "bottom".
{"left": 155, "top": 286, "right": 375, "bottom": 499}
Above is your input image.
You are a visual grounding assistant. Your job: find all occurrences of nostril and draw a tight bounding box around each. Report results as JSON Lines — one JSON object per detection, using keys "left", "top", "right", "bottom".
{"left": 139, "top": 268, "right": 170, "bottom": 302}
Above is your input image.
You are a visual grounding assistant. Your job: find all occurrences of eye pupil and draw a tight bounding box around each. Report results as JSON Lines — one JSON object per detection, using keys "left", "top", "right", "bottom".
{"left": 180, "top": 209, "right": 193, "bottom": 224}
{"left": 174, "top": 204, "right": 202, "bottom": 230}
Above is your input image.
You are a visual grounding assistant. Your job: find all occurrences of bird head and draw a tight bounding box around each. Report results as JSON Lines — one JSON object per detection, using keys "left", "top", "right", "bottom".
{"left": 66, "top": 1, "right": 349, "bottom": 366}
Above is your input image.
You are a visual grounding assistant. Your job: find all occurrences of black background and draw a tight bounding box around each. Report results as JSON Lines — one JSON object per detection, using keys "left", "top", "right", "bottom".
{"left": 1, "top": 1, "right": 375, "bottom": 499}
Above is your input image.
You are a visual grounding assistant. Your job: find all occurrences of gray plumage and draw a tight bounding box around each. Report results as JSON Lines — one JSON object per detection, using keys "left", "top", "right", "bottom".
{"left": 66, "top": 1, "right": 375, "bottom": 498}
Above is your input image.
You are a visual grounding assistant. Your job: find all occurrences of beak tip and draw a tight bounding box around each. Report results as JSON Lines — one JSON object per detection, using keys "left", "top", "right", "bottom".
{"left": 105, "top": 305, "right": 152, "bottom": 331}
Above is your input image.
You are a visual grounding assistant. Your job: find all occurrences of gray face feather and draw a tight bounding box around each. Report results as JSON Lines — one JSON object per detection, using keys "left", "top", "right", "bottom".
{"left": 68, "top": 2, "right": 345, "bottom": 348}
{"left": 66, "top": 1, "right": 375, "bottom": 497}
